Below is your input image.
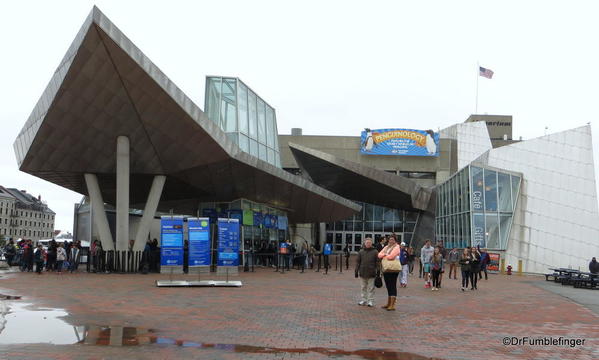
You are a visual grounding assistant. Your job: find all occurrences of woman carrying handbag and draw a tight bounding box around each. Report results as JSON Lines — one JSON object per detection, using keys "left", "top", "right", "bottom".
{"left": 377, "top": 236, "right": 401, "bottom": 311}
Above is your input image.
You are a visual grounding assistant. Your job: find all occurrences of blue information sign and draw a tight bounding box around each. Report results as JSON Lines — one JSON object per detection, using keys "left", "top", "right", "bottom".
{"left": 188, "top": 217, "right": 211, "bottom": 266}
{"left": 160, "top": 217, "right": 184, "bottom": 266}
{"left": 217, "top": 218, "right": 240, "bottom": 266}
{"left": 323, "top": 243, "right": 332, "bottom": 255}
{"left": 360, "top": 128, "right": 439, "bottom": 156}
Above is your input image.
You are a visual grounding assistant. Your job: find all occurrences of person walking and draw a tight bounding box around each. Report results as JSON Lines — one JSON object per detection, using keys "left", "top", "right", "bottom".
{"left": 459, "top": 248, "right": 471, "bottom": 291}
{"left": 378, "top": 236, "right": 401, "bottom": 311}
{"left": 69, "top": 242, "right": 81, "bottom": 273}
{"left": 399, "top": 242, "right": 409, "bottom": 288}
{"left": 479, "top": 248, "right": 490, "bottom": 280}
{"left": 430, "top": 246, "right": 444, "bottom": 291}
{"left": 3, "top": 239, "right": 16, "bottom": 266}
{"left": 448, "top": 248, "right": 459, "bottom": 280}
{"left": 407, "top": 246, "right": 415, "bottom": 274}
{"left": 420, "top": 240, "right": 434, "bottom": 288}
{"left": 56, "top": 243, "right": 66, "bottom": 274}
{"left": 355, "top": 238, "right": 378, "bottom": 307}
{"left": 470, "top": 247, "right": 481, "bottom": 290}
{"left": 34, "top": 244, "right": 45, "bottom": 275}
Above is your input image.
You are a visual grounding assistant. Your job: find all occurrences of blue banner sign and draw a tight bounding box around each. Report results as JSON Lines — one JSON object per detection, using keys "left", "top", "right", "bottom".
{"left": 360, "top": 128, "right": 439, "bottom": 156}
{"left": 160, "top": 217, "right": 184, "bottom": 266}
{"left": 323, "top": 243, "right": 332, "bottom": 255}
{"left": 217, "top": 218, "right": 240, "bottom": 266}
{"left": 253, "top": 212, "right": 263, "bottom": 228}
{"left": 188, "top": 217, "right": 211, "bottom": 266}
{"left": 263, "top": 214, "right": 278, "bottom": 229}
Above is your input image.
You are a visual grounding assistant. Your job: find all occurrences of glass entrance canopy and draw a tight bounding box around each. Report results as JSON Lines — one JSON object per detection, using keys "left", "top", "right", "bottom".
{"left": 436, "top": 165, "right": 521, "bottom": 250}
{"left": 205, "top": 77, "right": 281, "bottom": 167}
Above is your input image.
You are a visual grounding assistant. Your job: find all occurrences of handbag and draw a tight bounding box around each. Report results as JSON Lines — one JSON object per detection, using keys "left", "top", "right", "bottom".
{"left": 374, "top": 274, "right": 383, "bottom": 288}
{"left": 382, "top": 258, "right": 402, "bottom": 273}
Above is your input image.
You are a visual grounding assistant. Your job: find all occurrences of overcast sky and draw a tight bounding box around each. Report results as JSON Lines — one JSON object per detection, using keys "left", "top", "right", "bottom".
{"left": 1, "top": 0, "right": 598, "bottom": 233}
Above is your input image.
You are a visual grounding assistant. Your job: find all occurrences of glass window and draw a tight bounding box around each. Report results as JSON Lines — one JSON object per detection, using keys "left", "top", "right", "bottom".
{"left": 374, "top": 206, "right": 384, "bottom": 221}
{"left": 259, "top": 144, "right": 267, "bottom": 162}
{"left": 511, "top": 175, "right": 521, "bottom": 210}
{"left": 403, "top": 233, "right": 413, "bottom": 246}
{"left": 364, "top": 222, "right": 374, "bottom": 232}
{"left": 257, "top": 98, "right": 266, "bottom": 143}
{"left": 334, "top": 221, "right": 344, "bottom": 231}
{"left": 497, "top": 172, "right": 512, "bottom": 212}
{"left": 249, "top": 139, "right": 258, "bottom": 157}
{"left": 383, "top": 221, "right": 393, "bottom": 232}
{"left": 266, "top": 106, "right": 275, "bottom": 147}
{"left": 364, "top": 204, "right": 374, "bottom": 221}
{"left": 221, "top": 79, "right": 236, "bottom": 131}
{"left": 248, "top": 91, "right": 257, "bottom": 139}
{"left": 267, "top": 148, "right": 275, "bottom": 165}
{"left": 485, "top": 213, "right": 500, "bottom": 249}
{"left": 354, "top": 234, "right": 362, "bottom": 252}
{"left": 239, "top": 134, "right": 249, "bottom": 153}
{"left": 354, "top": 221, "right": 363, "bottom": 231}
{"left": 471, "top": 166, "right": 484, "bottom": 212}
{"left": 237, "top": 82, "right": 248, "bottom": 134}
{"left": 404, "top": 222, "right": 415, "bottom": 233}
{"left": 205, "top": 77, "right": 221, "bottom": 125}
{"left": 499, "top": 214, "right": 513, "bottom": 249}
{"left": 472, "top": 213, "right": 485, "bottom": 248}
{"left": 344, "top": 221, "right": 354, "bottom": 232}
{"left": 484, "top": 169, "right": 498, "bottom": 212}
{"left": 405, "top": 211, "right": 419, "bottom": 222}
{"left": 373, "top": 221, "right": 383, "bottom": 232}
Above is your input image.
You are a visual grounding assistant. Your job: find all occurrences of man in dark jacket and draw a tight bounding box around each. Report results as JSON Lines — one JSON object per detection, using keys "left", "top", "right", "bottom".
{"left": 590, "top": 257, "right": 599, "bottom": 274}
{"left": 355, "top": 238, "right": 378, "bottom": 307}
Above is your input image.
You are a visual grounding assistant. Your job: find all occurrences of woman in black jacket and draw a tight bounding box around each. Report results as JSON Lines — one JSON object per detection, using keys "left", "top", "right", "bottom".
{"left": 470, "top": 247, "right": 481, "bottom": 290}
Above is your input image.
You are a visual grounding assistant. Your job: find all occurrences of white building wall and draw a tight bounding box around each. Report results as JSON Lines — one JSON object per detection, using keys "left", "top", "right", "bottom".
{"left": 483, "top": 125, "right": 599, "bottom": 273}
{"left": 440, "top": 122, "right": 493, "bottom": 170}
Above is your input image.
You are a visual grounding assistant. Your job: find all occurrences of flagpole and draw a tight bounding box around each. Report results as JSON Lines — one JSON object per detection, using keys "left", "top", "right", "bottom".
{"left": 475, "top": 61, "right": 479, "bottom": 114}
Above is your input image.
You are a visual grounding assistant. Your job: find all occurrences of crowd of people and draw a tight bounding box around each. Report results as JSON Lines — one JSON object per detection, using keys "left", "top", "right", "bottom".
{"left": 2, "top": 238, "right": 83, "bottom": 274}
{"left": 355, "top": 235, "right": 494, "bottom": 310}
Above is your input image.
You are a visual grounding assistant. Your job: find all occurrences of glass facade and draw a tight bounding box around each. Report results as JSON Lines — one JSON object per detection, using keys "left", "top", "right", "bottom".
{"left": 205, "top": 77, "right": 281, "bottom": 167}
{"left": 436, "top": 165, "right": 521, "bottom": 250}
{"left": 326, "top": 202, "right": 420, "bottom": 252}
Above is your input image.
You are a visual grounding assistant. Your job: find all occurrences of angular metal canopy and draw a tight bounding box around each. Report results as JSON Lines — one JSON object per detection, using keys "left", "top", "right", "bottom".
{"left": 13, "top": 6, "right": 360, "bottom": 223}
{"left": 288, "top": 143, "right": 433, "bottom": 212}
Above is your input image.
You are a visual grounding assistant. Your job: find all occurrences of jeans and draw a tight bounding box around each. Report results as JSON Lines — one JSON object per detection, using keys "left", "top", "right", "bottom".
{"left": 360, "top": 277, "right": 375, "bottom": 303}
{"left": 431, "top": 269, "right": 441, "bottom": 288}
{"left": 383, "top": 272, "right": 399, "bottom": 296}
{"left": 400, "top": 264, "right": 409, "bottom": 285}
{"left": 56, "top": 260, "right": 64, "bottom": 272}
{"left": 461, "top": 270, "right": 470, "bottom": 288}
{"left": 470, "top": 270, "right": 478, "bottom": 289}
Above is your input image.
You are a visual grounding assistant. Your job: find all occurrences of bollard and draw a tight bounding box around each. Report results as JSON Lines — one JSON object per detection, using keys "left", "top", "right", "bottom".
{"left": 316, "top": 254, "right": 322, "bottom": 272}
{"left": 500, "top": 258, "right": 505, "bottom": 274}
{"left": 517, "top": 259, "right": 523, "bottom": 276}
{"left": 339, "top": 253, "right": 343, "bottom": 273}
{"left": 335, "top": 255, "right": 338, "bottom": 271}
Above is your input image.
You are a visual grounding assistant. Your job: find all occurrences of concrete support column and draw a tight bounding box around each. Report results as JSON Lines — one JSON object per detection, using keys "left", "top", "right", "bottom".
{"left": 84, "top": 173, "right": 114, "bottom": 251}
{"left": 319, "top": 222, "right": 326, "bottom": 247}
{"left": 133, "top": 175, "right": 166, "bottom": 251}
{"left": 116, "top": 136, "right": 130, "bottom": 251}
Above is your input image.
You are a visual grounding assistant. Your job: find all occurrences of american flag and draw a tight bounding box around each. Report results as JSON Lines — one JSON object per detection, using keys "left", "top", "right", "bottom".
{"left": 479, "top": 66, "right": 494, "bottom": 79}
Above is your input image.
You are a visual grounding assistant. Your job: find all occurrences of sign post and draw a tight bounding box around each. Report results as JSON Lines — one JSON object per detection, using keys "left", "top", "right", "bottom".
{"left": 216, "top": 218, "right": 242, "bottom": 286}
{"left": 188, "top": 217, "right": 211, "bottom": 280}
{"left": 160, "top": 216, "right": 184, "bottom": 274}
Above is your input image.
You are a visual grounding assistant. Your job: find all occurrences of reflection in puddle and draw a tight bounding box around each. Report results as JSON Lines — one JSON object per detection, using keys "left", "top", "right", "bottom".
{"left": 0, "top": 303, "right": 438, "bottom": 359}
{"left": 0, "top": 303, "right": 84, "bottom": 345}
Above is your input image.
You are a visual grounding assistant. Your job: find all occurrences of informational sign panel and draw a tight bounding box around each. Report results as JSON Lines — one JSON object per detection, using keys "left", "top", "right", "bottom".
{"left": 488, "top": 253, "right": 500, "bottom": 273}
{"left": 188, "top": 217, "right": 211, "bottom": 267}
{"left": 323, "top": 243, "right": 332, "bottom": 255}
{"left": 277, "top": 216, "right": 288, "bottom": 230}
{"left": 217, "top": 218, "right": 240, "bottom": 267}
{"left": 360, "top": 128, "right": 439, "bottom": 156}
{"left": 160, "top": 217, "right": 184, "bottom": 266}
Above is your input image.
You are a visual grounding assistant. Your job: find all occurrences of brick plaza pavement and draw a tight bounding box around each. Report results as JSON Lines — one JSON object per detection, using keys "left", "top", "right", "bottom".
{"left": 0, "top": 266, "right": 598, "bottom": 360}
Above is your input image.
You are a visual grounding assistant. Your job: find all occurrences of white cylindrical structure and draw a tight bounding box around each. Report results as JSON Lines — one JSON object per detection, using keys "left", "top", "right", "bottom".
{"left": 133, "top": 175, "right": 166, "bottom": 251}
{"left": 116, "top": 136, "right": 130, "bottom": 251}
{"left": 84, "top": 173, "right": 114, "bottom": 251}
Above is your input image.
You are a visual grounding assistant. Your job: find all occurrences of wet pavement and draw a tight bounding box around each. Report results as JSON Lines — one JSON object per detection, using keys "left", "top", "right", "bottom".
{"left": 0, "top": 268, "right": 598, "bottom": 359}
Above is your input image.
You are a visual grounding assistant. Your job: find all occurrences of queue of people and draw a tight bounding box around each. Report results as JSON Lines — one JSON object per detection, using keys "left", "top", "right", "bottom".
{"left": 2, "top": 238, "right": 83, "bottom": 274}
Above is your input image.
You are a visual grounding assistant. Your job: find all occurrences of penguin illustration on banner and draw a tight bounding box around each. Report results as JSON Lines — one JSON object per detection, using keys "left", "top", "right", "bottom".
{"left": 425, "top": 130, "right": 437, "bottom": 155}
{"left": 362, "top": 128, "right": 375, "bottom": 152}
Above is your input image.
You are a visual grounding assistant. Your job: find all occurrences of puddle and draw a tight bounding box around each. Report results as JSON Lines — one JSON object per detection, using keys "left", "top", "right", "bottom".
{"left": 0, "top": 294, "right": 21, "bottom": 300}
{"left": 0, "top": 303, "right": 84, "bottom": 345}
{"left": 0, "top": 303, "right": 439, "bottom": 359}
